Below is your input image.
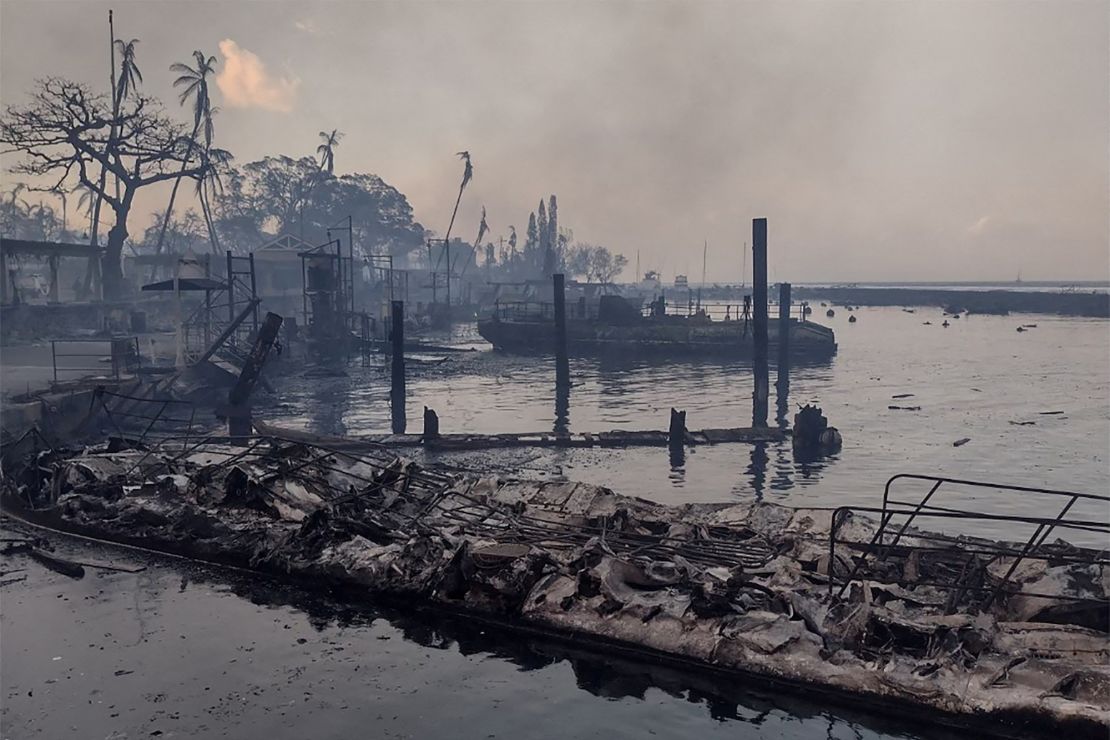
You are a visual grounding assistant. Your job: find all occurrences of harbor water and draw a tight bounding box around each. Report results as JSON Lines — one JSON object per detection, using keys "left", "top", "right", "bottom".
{"left": 273, "top": 305, "right": 1110, "bottom": 545}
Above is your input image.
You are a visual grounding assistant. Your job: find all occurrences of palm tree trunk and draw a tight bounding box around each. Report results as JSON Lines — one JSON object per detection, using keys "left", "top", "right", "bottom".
{"left": 153, "top": 124, "right": 200, "bottom": 255}
{"left": 199, "top": 178, "right": 221, "bottom": 254}
{"left": 82, "top": 166, "right": 110, "bottom": 299}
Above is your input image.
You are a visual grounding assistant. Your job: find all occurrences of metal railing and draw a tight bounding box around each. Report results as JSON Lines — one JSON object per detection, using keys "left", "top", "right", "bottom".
{"left": 51, "top": 337, "right": 141, "bottom": 383}
{"left": 490, "top": 301, "right": 557, "bottom": 321}
{"left": 827, "top": 474, "right": 1110, "bottom": 614}
{"left": 90, "top": 388, "right": 201, "bottom": 444}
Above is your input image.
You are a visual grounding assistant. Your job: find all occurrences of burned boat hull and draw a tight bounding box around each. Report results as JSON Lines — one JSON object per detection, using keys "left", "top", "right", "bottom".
{"left": 477, "top": 316, "right": 837, "bottom": 358}
{"left": 3, "top": 438, "right": 1106, "bottom": 739}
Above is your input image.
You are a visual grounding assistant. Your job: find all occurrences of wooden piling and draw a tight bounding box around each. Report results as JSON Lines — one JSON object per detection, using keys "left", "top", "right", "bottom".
{"left": 553, "top": 273, "right": 569, "bottom": 388}
{"left": 668, "top": 408, "right": 687, "bottom": 447}
{"left": 391, "top": 300, "right": 406, "bottom": 434}
{"left": 423, "top": 406, "right": 439, "bottom": 440}
{"left": 752, "top": 219, "right": 769, "bottom": 427}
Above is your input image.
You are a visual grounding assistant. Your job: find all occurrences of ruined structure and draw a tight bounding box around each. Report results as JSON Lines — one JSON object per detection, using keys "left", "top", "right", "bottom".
{"left": 2, "top": 435, "right": 1106, "bottom": 738}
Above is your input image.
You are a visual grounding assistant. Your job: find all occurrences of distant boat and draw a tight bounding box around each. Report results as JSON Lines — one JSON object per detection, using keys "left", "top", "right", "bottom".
{"left": 674, "top": 274, "right": 688, "bottom": 289}
{"left": 478, "top": 294, "right": 837, "bottom": 358}
{"left": 826, "top": 309, "right": 835, "bottom": 318}
{"left": 848, "top": 315, "right": 857, "bottom": 323}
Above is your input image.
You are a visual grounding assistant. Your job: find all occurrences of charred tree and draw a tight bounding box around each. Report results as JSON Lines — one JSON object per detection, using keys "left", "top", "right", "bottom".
{"left": 0, "top": 78, "right": 207, "bottom": 299}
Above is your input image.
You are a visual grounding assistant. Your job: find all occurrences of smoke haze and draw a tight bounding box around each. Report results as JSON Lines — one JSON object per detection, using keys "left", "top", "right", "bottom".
{"left": 2, "top": 0, "right": 1106, "bottom": 281}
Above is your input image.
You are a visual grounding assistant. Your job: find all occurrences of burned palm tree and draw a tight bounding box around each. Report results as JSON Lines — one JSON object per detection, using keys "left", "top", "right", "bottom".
{"left": 440, "top": 151, "right": 473, "bottom": 305}
{"left": 154, "top": 50, "right": 218, "bottom": 255}
{"left": 84, "top": 13, "right": 142, "bottom": 296}
{"left": 316, "top": 129, "right": 343, "bottom": 174}
{"left": 113, "top": 39, "right": 143, "bottom": 105}
{"left": 444, "top": 151, "right": 472, "bottom": 243}
{"left": 458, "top": 205, "right": 489, "bottom": 275}
{"left": 475, "top": 206, "right": 489, "bottom": 247}
{"left": 195, "top": 146, "right": 232, "bottom": 254}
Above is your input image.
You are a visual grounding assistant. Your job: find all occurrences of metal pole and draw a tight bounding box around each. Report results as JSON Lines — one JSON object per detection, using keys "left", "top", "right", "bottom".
{"left": 226, "top": 250, "right": 235, "bottom": 325}
{"left": 248, "top": 252, "right": 258, "bottom": 333}
{"left": 752, "top": 218, "right": 769, "bottom": 427}
{"left": 348, "top": 215, "right": 355, "bottom": 315}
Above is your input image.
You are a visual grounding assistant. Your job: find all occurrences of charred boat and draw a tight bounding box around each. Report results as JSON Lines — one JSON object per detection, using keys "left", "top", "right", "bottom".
{"left": 3, "top": 436, "right": 1107, "bottom": 738}
{"left": 477, "top": 295, "right": 837, "bottom": 358}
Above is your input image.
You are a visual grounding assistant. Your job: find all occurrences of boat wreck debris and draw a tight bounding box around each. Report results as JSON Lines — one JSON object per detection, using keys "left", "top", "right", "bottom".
{"left": 1, "top": 435, "right": 1106, "bottom": 737}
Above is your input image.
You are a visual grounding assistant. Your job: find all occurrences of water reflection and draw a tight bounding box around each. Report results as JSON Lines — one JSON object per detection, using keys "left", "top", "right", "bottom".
{"left": 747, "top": 442, "right": 769, "bottom": 499}
{"left": 210, "top": 566, "right": 957, "bottom": 740}
{"left": 554, "top": 376, "right": 570, "bottom": 436}
{"left": 304, "top": 368, "right": 351, "bottom": 436}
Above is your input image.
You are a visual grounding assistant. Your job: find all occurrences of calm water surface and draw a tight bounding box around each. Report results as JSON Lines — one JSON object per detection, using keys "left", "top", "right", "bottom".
{"left": 4, "top": 307, "right": 1106, "bottom": 740}
{"left": 0, "top": 528, "right": 964, "bottom": 740}
{"left": 274, "top": 306, "right": 1110, "bottom": 543}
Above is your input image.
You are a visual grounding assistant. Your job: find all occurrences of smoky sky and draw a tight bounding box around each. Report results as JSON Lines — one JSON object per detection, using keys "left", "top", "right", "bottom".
{"left": 2, "top": 0, "right": 1107, "bottom": 282}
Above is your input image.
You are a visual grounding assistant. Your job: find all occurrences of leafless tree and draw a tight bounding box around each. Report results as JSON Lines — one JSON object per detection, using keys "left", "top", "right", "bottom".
{"left": 1, "top": 78, "right": 208, "bottom": 298}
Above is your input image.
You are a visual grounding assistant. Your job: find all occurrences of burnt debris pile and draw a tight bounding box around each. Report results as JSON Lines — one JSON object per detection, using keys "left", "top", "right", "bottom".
{"left": 2, "top": 436, "right": 1107, "bottom": 736}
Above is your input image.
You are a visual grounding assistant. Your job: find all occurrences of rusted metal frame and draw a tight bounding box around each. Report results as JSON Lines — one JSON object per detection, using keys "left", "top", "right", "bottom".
{"left": 138, "top": 400, "right": 170, "bottom": 443}
{"left": 837, "top": 536, "right": 1107, "bottom": 568}
{"left": 879, "top": 479, "right": 944, "bottom": 554}
{"left": 119, "top": 433, "right": 230, "bottom": 478}
{"left": 435, "top": 490, "right": 773, "bottom": 567}
{"left": 829, "top": 501, "right": 1109, "bottom": 599}
{"left": 884, "top": 473, "right": 1106, "bottom": 507}
{"left": 831, "top": 505, "right": 900, "bottom": 598}
{"left": 183, "top": 404, "right": 196, "bottom": 449}
{"left": 95, "top": 390, "right": 127, "bottom": 438}
{"left": 979, "top": 494, "right": 1080, "bottom": 611}
{"left": 850, "top": 505, "right": 1108, "bottom": 535}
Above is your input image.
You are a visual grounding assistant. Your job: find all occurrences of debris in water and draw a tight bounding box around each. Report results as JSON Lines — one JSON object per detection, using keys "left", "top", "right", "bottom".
{"left": 953, "top": 437, "right": 971, "bottom": 447}
{"left": 3, "top": 435, "right": 1107, "bottom": 736}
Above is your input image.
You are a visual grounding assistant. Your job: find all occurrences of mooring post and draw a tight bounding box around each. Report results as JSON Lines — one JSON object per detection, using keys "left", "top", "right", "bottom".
{"left": 752, "top": 218, "right": 769, "bottom": 427}
{"left": 668, "top": 408, "right": 687, "bottom": 469}
{"left": 390, "top": 300, "right": 406, "bottom": 434}
{"left": 423, "top": 406, "right": 439, "bottom": 440}
{"left": 776, "top": 282, "right": 791, "bottom": 427}
{"left": 553, "top": 273, "right": 570, "bottom": 388}
{"left": 668, "top": 408, "right": 686, "bottom": 447}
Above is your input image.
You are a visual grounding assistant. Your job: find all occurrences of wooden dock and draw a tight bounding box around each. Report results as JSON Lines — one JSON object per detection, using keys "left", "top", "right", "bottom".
{"left": 253, "top": 421, "right": 786, "bottom": 452}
